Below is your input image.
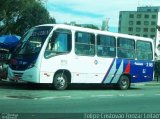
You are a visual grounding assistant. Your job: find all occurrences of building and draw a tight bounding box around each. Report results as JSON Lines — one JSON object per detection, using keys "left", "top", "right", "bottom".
{"left": 118, "top": 6, "right": 160, "bottom": 39}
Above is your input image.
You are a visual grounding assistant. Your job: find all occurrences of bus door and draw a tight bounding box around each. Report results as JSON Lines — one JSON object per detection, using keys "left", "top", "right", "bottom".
{"left": 41, "top": 29, "right": 72, "bottom": 83}
{"left": 96, "top": 34, "right": 117, "bottom": 84}
{"left": 73, "top": 31, "right": 98, "bottom": 83}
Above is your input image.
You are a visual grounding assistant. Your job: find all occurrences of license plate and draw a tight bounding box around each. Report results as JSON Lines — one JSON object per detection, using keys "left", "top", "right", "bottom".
{"left": 13, "top": 77, "right": 19, "bottom": 80}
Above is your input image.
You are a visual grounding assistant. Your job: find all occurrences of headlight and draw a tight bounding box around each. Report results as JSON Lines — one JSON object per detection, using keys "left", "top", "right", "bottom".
{"left": 28, "top": 60, "right": 36, "bottom": 69}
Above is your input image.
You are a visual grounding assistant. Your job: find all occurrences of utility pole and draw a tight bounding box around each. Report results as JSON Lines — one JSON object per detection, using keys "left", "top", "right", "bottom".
{"left": 101, "top": 18, "right": 110, "bottom": 31}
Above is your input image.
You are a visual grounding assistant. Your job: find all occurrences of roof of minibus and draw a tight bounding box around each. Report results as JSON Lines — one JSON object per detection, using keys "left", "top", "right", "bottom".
{"left": 37, "top": 24, "right": 153, "bottom": 42}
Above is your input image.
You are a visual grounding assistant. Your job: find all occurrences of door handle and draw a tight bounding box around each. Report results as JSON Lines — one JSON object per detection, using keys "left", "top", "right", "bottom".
{"left": 94, "top": 60, "right": 98, "bottom": 65}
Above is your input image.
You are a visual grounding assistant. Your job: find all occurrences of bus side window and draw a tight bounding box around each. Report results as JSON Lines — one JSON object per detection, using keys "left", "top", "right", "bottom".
{"left": 136, "top": 40, "right": 153, "bottom": 60}
{"left": 45, "top": 29, "right": 72, "bottom": 58}
{"left": 117, "top": 37, "right": 135, "bottom": 59}
{"left": 75, "top": 32, "right": 95, "bottom": 56}
{"left": 97, "top": 34, "right": 116, "bottom": 57}
{"left": 48, "top": 33, "right": 57, "bottom": 50}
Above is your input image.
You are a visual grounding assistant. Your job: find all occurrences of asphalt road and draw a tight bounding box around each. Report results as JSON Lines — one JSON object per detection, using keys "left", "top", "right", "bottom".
{"left": 0, "top": 82, "right": 160, "bottom": 119}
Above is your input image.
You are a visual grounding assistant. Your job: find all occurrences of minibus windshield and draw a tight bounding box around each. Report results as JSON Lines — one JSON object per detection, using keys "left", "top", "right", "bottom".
{"left": 14, "top": 26, "right": 53, "bottom": 55}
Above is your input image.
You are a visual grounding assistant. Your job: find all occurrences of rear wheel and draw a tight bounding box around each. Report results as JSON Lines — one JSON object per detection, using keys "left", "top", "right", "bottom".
{"left": 53, "top": 73, "right": 68, "bottom": 90}
{"left": 117, "top": 75, "right": 130, "bottom": 90}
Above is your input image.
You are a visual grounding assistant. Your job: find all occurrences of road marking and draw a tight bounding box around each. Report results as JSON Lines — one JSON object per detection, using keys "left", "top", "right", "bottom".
{"left": 91, "top": 94, "right": 114, "bottom": 98}
{"left": 41, "top": 96, "right": 71, "bottom": 100}
{"left": 68, "top": 97, "right": 85, "bottom": 100}
{"left": 119, "top": 94, "right": 125, "bottom": 97}
{"left": 125, "top": 94, "right": 144, "bottom": 97}
{"left": 155, "top": 94, "right": 160, "bottom": 96}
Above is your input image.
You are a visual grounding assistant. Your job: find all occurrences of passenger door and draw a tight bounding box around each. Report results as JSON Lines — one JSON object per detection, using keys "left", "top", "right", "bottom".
{"left": 72, "top": 31, "right": 96, "bottom": 83}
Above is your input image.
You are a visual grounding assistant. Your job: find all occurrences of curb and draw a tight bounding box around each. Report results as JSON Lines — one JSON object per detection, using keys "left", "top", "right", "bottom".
{"left": 0, "top": 79, "right": 26, "bottom": 86}
{"left": 132, "top": 81, "right": 160, "bottom": 87}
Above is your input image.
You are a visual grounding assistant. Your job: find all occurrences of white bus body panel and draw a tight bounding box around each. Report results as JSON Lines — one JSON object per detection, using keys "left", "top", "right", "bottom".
{"left": 40, "top": 52, "right": 114, "bottom": 84}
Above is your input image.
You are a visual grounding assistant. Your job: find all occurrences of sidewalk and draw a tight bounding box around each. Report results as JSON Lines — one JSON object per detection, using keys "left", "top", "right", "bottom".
{"left": 0, "top": 78, "right": 26, "bottom": 86}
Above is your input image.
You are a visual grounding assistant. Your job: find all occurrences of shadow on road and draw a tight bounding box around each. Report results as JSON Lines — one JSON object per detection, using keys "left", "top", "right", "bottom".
{"left": 0, "top": 81, "right": 142, "bottom": 91}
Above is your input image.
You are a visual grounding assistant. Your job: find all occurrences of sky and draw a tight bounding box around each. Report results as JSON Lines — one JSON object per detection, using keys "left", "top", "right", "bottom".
{"left": 46, "top": 0, "right": 160, "bottom": 32}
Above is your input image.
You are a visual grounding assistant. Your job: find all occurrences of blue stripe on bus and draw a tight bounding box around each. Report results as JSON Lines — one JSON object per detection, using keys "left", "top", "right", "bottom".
{"left": 102, "top": 58, "right": 154, "bottom": 84}
{"left": 102, "top": 58, "right": 115, "bottom": 83}
{"left": 109, "top": 59, "right": 123, "bottom": 83}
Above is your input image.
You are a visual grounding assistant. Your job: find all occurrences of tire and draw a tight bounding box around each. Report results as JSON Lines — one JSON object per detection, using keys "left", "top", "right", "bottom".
{"left": 117, "top": 75, "right": 130, "bottom": 90}
{"left": 0, "top": 64, "right": 3, "bottom": 79}
{"left": 53, "top": 73, "right": 68, "bottom": 90}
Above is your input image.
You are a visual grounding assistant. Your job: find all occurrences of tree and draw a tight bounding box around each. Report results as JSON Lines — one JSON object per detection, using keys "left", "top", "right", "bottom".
{"left": 71, "top": 23, "right": 99, "bottom": 30}
{"left": 83, "top": 24, "right": 99, "bottom": 30}
{"left": 0, "top": 0, "right": 56, "bottom": 36}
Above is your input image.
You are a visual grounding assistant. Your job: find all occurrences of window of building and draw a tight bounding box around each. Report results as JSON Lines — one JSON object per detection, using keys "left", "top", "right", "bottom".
{"left": 151, "top": 28, "right": 156, "bottom": 32}
{"left": 143, "top": 34, "right": 148, "bottom": 37}
{"left": 136, "top": 28, "right": 141, "bottom": 32}
{"left": 136, "top": 21, "right": 141, "bottom": 25}
{"left": 144, "top": 14, "right": 149, "bottom": 18}
{"left": 151, "top": 21, "right": 156, "bottom": 25}
{"left": 154, "top": 9, "right": 158, "bottom": 12}
{"left": 152, "top": 15, "right": 157, "bottom": 19}
{"left": 137, "top": 14, "right": 141, "bottom": 18}
{"left": 150, "top": 35, "right": 155, "bottom": 38}
{"left": 147, "top": 9, "right": 151, "bottom": 12}
{"left": 144, "top": 21, "right": 149, "bottom": 25}
{"left": 128, "top": 27, "right": 133, "bottom": 32}
{"left": 75, "top": 31, "right": 95, "bottom": 56}
{"left": 136, "top": 41, "right": 153, "bottom": 60}
{"left": 129, "top": 21, "right": 134, "bottom": 25}
{"left": 144, "top": 28, "right": 148, "bottom": 32}
{"left": 97, "top": 35, "right": 116, "bottom": 57}
{"left": 136, "top": 34, "right": 140, "bottom": 36}
{"left": 117, "top": 37, "right": 135, "bottom": 59}
{"left": 129, "top": 14, "right": 134, "bottom": 18}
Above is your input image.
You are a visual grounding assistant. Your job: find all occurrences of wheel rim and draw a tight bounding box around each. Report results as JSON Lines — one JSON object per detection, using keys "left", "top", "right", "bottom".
{"left": 119, "top": 76, "right": 129, "bottom": 89}
{"left": 55, "top": 76, "right": 66, "bottom": 89}
{"left": 121, "top": 78, "right": 128, "bottom": 88}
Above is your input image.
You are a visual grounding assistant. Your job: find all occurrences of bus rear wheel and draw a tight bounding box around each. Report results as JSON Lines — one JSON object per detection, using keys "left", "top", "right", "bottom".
{"left": 53, "top": 73, "right": 68, "bottom": 90}
{"left": 117, "top": 75, "right": 130, "bottom": 90}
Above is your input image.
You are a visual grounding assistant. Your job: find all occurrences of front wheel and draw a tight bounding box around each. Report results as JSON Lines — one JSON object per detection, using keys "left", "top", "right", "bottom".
{"left": 117, "top": 75, "right": 130, "bottom": 90}
{"left": 53, "top": 73, "right": 68, "bottom": 90}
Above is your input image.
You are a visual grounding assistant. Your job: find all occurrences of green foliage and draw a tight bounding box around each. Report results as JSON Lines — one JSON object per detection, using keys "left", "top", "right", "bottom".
{"left": 70, "top": 24, "right": 99, "bottom": 30}
{"left": 82, "top": 24, "right": 99, "bottom": 30}
{"left": 0, "top": 0, "right": 56, "bottom": 36}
